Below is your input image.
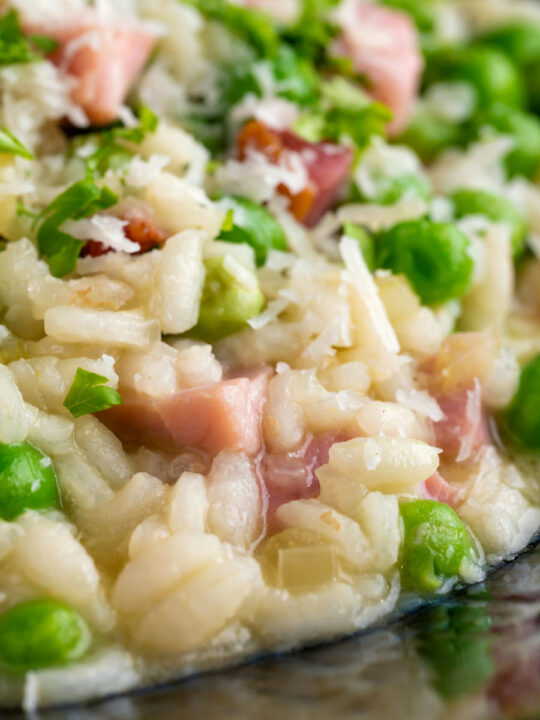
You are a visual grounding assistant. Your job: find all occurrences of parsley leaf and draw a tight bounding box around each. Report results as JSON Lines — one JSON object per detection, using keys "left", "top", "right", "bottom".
{"left": 0, "top": 10, "right": 39, "bottom": 66}
{"left": 113, "top": 106, "right": 159, "bottom": 143}
{"left": 63, "top": 368, "right": 122, "bottom": 418}
{"left": 177, "top": 110, "right": 228, "bottom": 155}
{"left": 221, "top": 44, "right": 319, "bottom": 109}
{"left": 28, "top": 34, "right": 60, "bottom": 54}
{"left": 182, "top": 0, "right": 279, "bottom": 57}
{"left": 280, "top": 0, "right": 341, "bottom": 66}
{"left": 216, "top": 194, "right": 288, "bottom": 266}
{"left": 80, "top": 106, "right": 159, "bottom": 178}
{"left": 0, "top": 127, "right": 33, "bottom": 159}
{"left": 293, "top": 77, "right": 391, "bottom": 148}
{"left": 36, "top": 179, "right": 118, "bottom": 277}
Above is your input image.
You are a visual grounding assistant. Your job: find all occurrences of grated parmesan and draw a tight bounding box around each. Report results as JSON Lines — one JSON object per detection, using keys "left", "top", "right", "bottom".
{"left": 340, "top": 234, "right": 400, "bottom": 354}
{"left": 396, "top": 389, "right": 445, "bottom": 422}
{"left": 62, "top": 215, "right": 139, "bottom": 254}
{"left": 125, "top": 154, "right": 171, "bottom": 188}
{"left": 231, "top": 96, "right": 300, "bottom": 131}
{"left": 457, "top": 378, "right": 482, "bottom": 463}
{"left": 247, "top": 295, "right": 291, "bottom": 330}
{"left": 214, "top": 149, "right": 308, "bottom": 205}
{"left": 301, "top": 311, "right": 352, "bottom": 363}
{"left": 222, "top": 255, "right": 259, "bottom": 292}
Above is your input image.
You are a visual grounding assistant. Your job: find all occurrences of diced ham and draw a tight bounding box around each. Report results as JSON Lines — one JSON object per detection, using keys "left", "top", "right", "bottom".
{"left": 101, "top": 368, "right": 271, "bottom": 456}
{"left": 237, "top": 120, "right": 353, "bottom": 226}
{"left": 434, "top": 381, "right": 490, "bottom": 462}
{"left": 260, "top": 432, "right": 343, "bottom": 517}
{"left": 157, "top": 370, "right": 271, "bottom": 455}
{"left": 81, "top": 212, "right": 168, "bottom": 258}
{"left": 333, "top": 1, "right": 423, "bottom": 135}
{"left": 99, "top": 393, "right": 174, "bottom": 449}
{"left": 421, "top": 471, "right": 465, "bottom": 509}
{"left": 24, "top": 17, "right": 158, "bottom": 126}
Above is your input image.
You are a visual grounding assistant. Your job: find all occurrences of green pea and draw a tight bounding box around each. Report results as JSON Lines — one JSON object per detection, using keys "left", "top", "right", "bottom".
{"left": 476, "top": 104, "right": 540, "bottom": 178}
{"left": 0, "top": 599, "right": 91, "bottom": 671}
{"left": 217, "top": 195, "right": 287, "bottom": 266}
{"left": 400, "top": 500, "right": 476, "bottom": 594}
{"left": 0, "top": 442, "right": 59, "bottom": 521}
{"left": 191, "top": 256, "right": 265, "bottom": 343}
{"left": 398, "top": 109, "right": 464, "bottom": 162}
{"left": 502, "top": 354, "right": 540, "bottom": 450}
{"left": 452, "top": 188, "right": 527, "bottom": 257}
{"left": 480, "top": 22, "right": 540, "bottom": 67}
{"left": 376, "top": 219, "right": 474, "bottom": 305}
{"left": 424, "top": 45, "right": 525, "bottom": 109}
{"left": 480, "top": 23, "right": 540, "bottom": 115}
{"left": 413, "top": 602, "right": 495, "bottom": 699}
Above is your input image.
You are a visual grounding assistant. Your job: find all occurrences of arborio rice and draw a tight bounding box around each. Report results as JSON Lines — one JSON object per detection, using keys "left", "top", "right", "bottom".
{"left": 0, "top": 0, "right": 538, "bottom": 710}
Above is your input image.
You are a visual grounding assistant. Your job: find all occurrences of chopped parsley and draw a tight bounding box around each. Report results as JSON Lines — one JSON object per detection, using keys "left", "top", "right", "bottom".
{"left": 0, "top": 10, "right": 40, "bottom": 66}
{"left": 220, "top": 44, "right": 319, "bottom": 109}
{"left": 0, "top": 128, "right": 33, "bottom": 159}
{"left": 36, "top": 179, "right": 118, "bottom": 277}
{"left": 181, "top": 0, "right": 279, "bottom": 57}
{"left": 216, "top": 194, "right": 288, "bottom": 266}
{"left": 27, "top": 34, "right": 59, "bottom": 55}
{"left": 281, "top": 0, "right": 342, "bottom": 66}
{"left": 63, "top": 368, "right": 122, "bottom": 418}
{"left": 79, "top": 106, "right": 159, "bottom": 178}
{"left": 112, "top": 106, "right": 159, "bottom": 144}
{"left": 293, "top": 77, "right": 391, "bottom": 148}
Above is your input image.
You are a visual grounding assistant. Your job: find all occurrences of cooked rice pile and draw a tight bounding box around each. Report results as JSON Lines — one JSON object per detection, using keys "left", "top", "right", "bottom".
{"left": 0, "top": 0, "right": 538, "bottom": 710}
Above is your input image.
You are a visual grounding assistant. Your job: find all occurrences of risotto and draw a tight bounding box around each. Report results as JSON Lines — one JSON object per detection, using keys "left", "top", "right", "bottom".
{"left": 0, "top": 0, "right": 539, "bottom": 710}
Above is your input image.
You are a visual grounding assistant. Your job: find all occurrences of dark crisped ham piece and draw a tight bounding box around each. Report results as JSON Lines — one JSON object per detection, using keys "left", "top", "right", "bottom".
{"left": 421, "top": 471, "right": 465, "bottom": 509}
{"left": 100, "top": 368, "right": 272, "bottom": 456}
{"left": 23, "top": 17, "right": 158, "bottom": 126}
{"left": 237, "top": 120, "right": 353, "bottom": 227}
{"left": 333, "top": 1, "right": 423, "bottom": 135}
{"left": 81, "top": 213, "right": 169, "bottom": 258}
{"left": 260, "top": 432, "right": 343, "bottom": 516}
{"left": 434, "top": 382, "right": 489, "bottom": 462}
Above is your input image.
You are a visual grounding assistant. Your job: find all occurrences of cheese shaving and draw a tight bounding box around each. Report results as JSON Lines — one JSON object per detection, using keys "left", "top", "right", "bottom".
{"left": 301, "top": 311, "right": 352, "bottom": 362}
{"left": 125, "top": 155, "right": 171, "bottom": 188}
{"left": 247, "top": 296, "right": 291, "bottom": 330}
{"left": 62, "top": 215, "right": 139, "bottom": 253}
{"left": 340, "top": 234, "right": 400, "bottom": 354}
{"left": 396, "top": 389, "right": 445, "bottom": 422}
{"left": 457, "top": 378, "right": 482, "bottom": 463}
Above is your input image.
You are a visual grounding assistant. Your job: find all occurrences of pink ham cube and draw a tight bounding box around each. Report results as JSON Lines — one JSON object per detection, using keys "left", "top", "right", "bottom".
{"left": 333, "top": 1, "right": 423, "bottom": 135}
{"left": 101, "top": 369, "right": 271, "bottom": 456}
{"left": 24, "top": 16, "right": 158, "bottom": 126}
{"left": 421, "top": 471, "right": 466, "bottom": 509}
{"left": 434, "top": 382, "right": 490, "bottom": 462}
